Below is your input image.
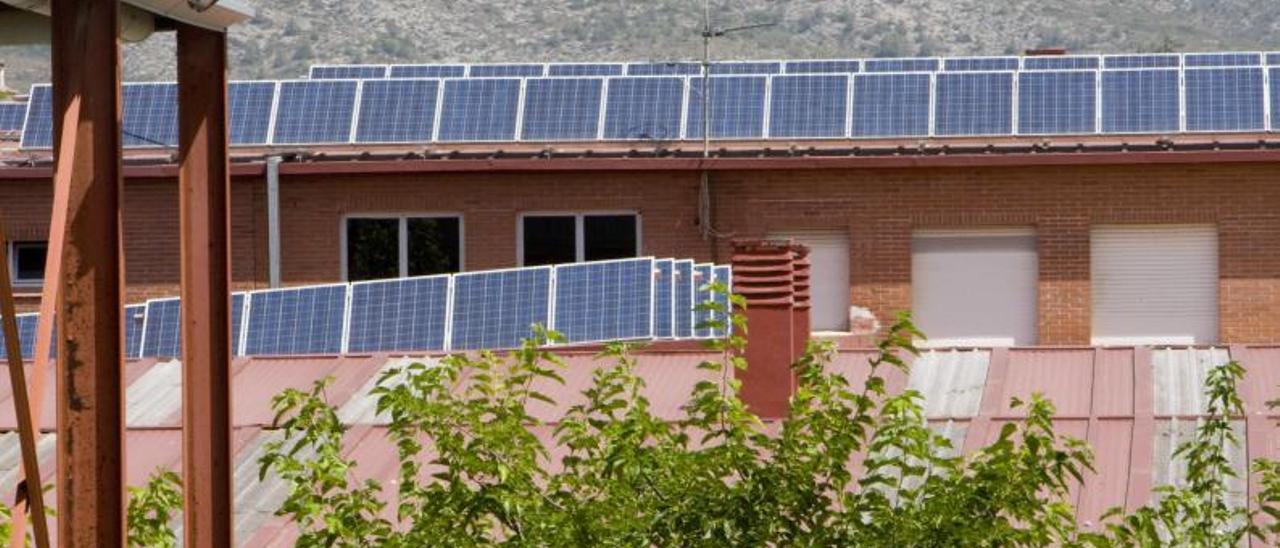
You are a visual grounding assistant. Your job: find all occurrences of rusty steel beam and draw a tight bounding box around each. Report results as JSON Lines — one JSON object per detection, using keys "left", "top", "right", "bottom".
{"left": 50, "top": 0, "right": 127, "bottom": 545}
{"left": 176, "top": 23, "right": 234, "bottom": 548}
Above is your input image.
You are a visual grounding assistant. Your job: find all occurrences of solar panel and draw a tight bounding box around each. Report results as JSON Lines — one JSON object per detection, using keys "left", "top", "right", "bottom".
{"left": 684, "top": 76, "right": 767, "bottom": 139}
{"left": 437, "top": 79, "right": 522, "bottom": 141}
{"left": 519, "top": 78, "right": 604, "bottom": 140}
{"left": 19, "top": 85, "right": 53, "bottom": 149}
{"left": 228, "top": 82, "right": 277, "bottom": 145}
{"left": 601, "top": 77, "right": 685, "bottom": 140}
{"left": 0, "top": 103, "right": 26, "bottom": 132}
{"left": 1268, "top": 53, "right": 1280, "bottom": 66}
{"left": 122, "top": 83, "right": 178, "bottom": 147}
{"left": 231, "top": 292, "right": 246, "bottom": 355}
{"left": 389, "top": 64, "right": 467, "bottom": 78}
{"left": 710, "top": 61, "right": 781, "bottom": 75}
{"left": 785, "top": 60, "right": 860, "bottom": 74}
{"left": 0, "top": 314, "right": 38, "bottom": 360}
{"left": 1184, "top": 53, "right": 1260, "bottom": 67}
{"left": 141, "top": 297, "right": 181, "bottom": 358}
{"left": 1101, "top": 69, "right": 1180, "bottom": 133}
{"left": 124, "top": 304, "right": 145, "bottom": 358}
{"left": 469, "top": 64, "right": 545, "bottom": 77}
{"left": 271, "top": 80, "right": 359, "bottom": 144}
{"left": 653, "top": 259, "right": 675, "bottom": 338}
{"left": 768, "top": 74, "right": 848, "bottom": 138}
{"left": 1017, "top": 71, "right": 1097, "bottom": 135}
{"left": 626, "top": 62, "right": 701, "bottom": 76}
{"left": 1104, "top": 54, "right": 1180, "bottom": 69}
{"left": 851, "top": 73, "right": 930, "bottom": 137}
{"left": 552, "top": 258, "right": 655, "bottom": 344}
{"left": 548, "top": 63, "right": 624, "bottom": 76}
{"left": 692, "top": 263, "right": 715, "bottom": 338}
{"left": 1183, "top": 68, "right": 1265, "bottom": 131}
{"left": 243, "top": 285, "right": 348, "bottom": 355}
{"left": 1022, "top": 56, "right": 1100, "bottom": 70}
{"left": 712, "top": 265, "right": 733, "bottom": 338}
{"left": 933, "top": 72, "right": 1014, "bottom": 136}
{"left": 864, "top": 58, "right": 940, "bottom": 72}
{"left": 353, "top": 79, "right": 440, "bottom": 143}
{"left": 346, "top": 275, "right": 450, "bottom": 353}
{"left": 944, "top": 57, "right": 1019, "bottom": 71}
{"left": 449, "top": 266, "right": 552, "bottom": 350}
{"left": 1271, "top": 68, "right": 1280, "bottom": 131}
{"left": 673, "top": 260, "right": 695, "bottom": 338}
{"left": 311, "top": 65, "right": 388, "bottom": 79}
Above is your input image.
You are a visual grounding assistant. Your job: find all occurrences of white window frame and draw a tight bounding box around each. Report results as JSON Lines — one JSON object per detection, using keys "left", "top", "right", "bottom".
{"left": 339, "top": 213, "right": 465, "bottom": 281}
{"left": 517, "top": 211, "right": 642, "bottom": 266}
{"left": 8, "top": 241, "right": 47, "bottom": 287}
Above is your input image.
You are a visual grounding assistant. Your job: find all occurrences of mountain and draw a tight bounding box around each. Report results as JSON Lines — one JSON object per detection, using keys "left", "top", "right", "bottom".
{"left": 3, "top": 0, "right": 1280, "bottom": 93}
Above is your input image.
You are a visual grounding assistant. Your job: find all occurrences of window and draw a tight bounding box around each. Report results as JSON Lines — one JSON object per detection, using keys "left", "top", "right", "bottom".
{"left": 767, "top": 230, "right": 850, "bottom": 332}
{"left": 9, "top": 241, "right": 47, "bottom": 285}
{"left": 344, "top": 216, "right": 462, "bottom": 281}
{"left": 520, "top": 213, "right": 640, "bottom": 266}
{"left": 911, "top": 230, "right": 1039, "bottom": 347}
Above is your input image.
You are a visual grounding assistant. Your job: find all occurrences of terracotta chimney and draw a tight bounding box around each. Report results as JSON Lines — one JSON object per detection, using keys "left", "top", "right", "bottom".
{"left": 731, "top": 240, "right": 795, "bottom": 418}
{"left": 790, "top": 244, "right": 811, "bottom": 362}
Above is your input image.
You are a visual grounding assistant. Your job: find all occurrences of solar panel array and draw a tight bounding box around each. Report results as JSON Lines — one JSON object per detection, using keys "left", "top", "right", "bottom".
{"left": 0, "top": 103, "right": 27, "bottom": 132}
{"left": 0, "top": 259, "right": 732, "bottom": 360}
{"left": 26, "top": 51, "right": 1280, "bottom": 149}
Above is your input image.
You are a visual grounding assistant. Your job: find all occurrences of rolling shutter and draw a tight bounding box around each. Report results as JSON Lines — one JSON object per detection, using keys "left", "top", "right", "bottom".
{"left": 1091, "top": 225, "right": 1218, "bottom": 345}
{"left": 912, "top": 230, "right": 1039, "bottom": 347}
{"left": 768, "top": 230, "right": 850, "bottom": 332}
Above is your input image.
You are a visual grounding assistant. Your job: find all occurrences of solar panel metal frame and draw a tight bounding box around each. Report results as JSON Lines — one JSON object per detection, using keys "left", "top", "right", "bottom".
{"left": 0, "top": 313, "right": 38, "bottom": 360}
{"left": 625, "top": 62, "right": 701, "bottom": 76}
{"left": 467, "top": 64, "right": 548, "bottom": 78}
{"left": 1182, "top": 66, "right": 1266, "bottom": 132}
{"left": 269, "top": 79, "right": 361, "bottom": 145}
{"left": 684, "top": 75, "right": 768, "bottom": 139}
{"left": 18, "top": 84, "right": 52, "bottom": 149}
{"left": 1099, "top": 68, "right": 1182, "bottom": 134}
{"left": 241, "top": 282, "right": 351, "bottom": 356}
{"left": 931, "top": 71, "right": 1016, "bottom": 137}
{"left": 850, "top": 72, "right": 933, "bottom": 138}
{"left": 228, "top": 81, "right": 279, "bottom": 146}
{"left": 550, "top": 257, "right": 656, "bottom": 345}
{"left": 124, "top": 304, "right": 146, "bottom": 358}
{"left": 435, "top": 77, "right": 524, "bottom": 142}
{"left": 1016, "top": 69, "right": 1099, "bottom": 135}
{"left": 943, "top": 57, "right": 1020, "bottom": 72}
{"left": 692, "top": 263, "right": 715, "bottom": 339}
{"left": 1103, "top": 54, "right": 1181, "bottom": 69}
{"left": 710, "top": 61, "right": 782, "bottom": 75}
{"left": 600, "top": 75, "right": 688, "bottom": 141}
{"left": 673, "top": 259, "right": 696, "bottom": 339}
{"left": 783, "top": 59, "right": 861, "bottom": 74}
{"left": 352, "top": 78, "right": 442, "bottom": 144}
{"left": 0, "top": 102, "right": 27, "bottom": 132}
{"left": 119, "top": 81, "right": 179, "bottom": 149}
{"left": 766, "top": 73, "right": 851, "bottom": 139}
{"left": 388, "top": 64, "right": 467, "bottom": 78}
{"left": 711, "top": 264, "right": 733, "bottom": 338}
{"left": 652, "top": 258, "right": 676, "bottom": 339}
{"left": 519, "top": 77, "right": 606, "bottom": 141}
{"left": 1183, "top": 52, "right": 1262, "bottom": 68}
{"left": 140, "top": 297, "right": 182, "bottom": 358}
{"left": 447, "top": 265, "right": 555, "bottom": 351}
{"left": 547, "top": 63, "right": 625, "bottom": 77}
{"left": 344, "top": 274, "right": 453, "bottom": 353}
{"left": 1022, "top": 56, "right": 1101, "bottom": 71}
{"left": 309, "top": 64, "right": 389, "bottom": 79}
{"left": 863, "top": 57, "right": 941, "bottom": 73}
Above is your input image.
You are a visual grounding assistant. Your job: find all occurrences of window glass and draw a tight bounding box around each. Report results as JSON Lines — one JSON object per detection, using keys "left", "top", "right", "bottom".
{"left": 407, "top": 217, "right": 461, "bottom": 276}
{"left": 522, "top": 216, "right": 576, "bottom": 265}
{"left": 583, "top": 215, "right": 638, "bottom": 261}
{"left": 13, "top": 242, "right": 47, "bottom": 283}
{"left": 346, "top": 218, "right": 398, "bottom": 281}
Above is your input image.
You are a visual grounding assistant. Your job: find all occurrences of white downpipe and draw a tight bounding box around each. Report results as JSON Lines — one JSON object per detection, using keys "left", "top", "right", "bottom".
{"left": 266, "top": 156, "right": 282, "bottom": 288}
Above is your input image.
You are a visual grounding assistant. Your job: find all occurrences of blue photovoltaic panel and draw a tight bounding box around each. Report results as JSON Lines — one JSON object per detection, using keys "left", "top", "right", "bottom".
{"left": 1271, "top": 68, "right": 1280, "bottom": 130}
{"left": 141, "top": 298, "right": 181, "bottom": 358}
{"left": 124, "top": 304, "right": 145, "bottom": 358}
{"left": 1101, "top": 69, "right": 1180, "bottom": 133}
{"left": 519, "top": 78, "right": 604, "bottom": 140}
{"left": 354, "top": 79, "right": 440, "bottom": 143}
{"left": 347, "top": 275, "right": 450, "bottom": 353}
{"left": 121, "top": 83, "right": 178, "bottom": 147}
{"left": 944, "top": 57, "right": 1019, "bottom": 71}
{"left": 1023, "top": 56, "right": 1100, "bottom": 70}
{"left": 851, "top": 73, "right": 930, "bottom": 137}
{"left": 20, "top": 85, "right": 52, "bottom": 149}
{"left": 228, "top": 82, "right": 277, "bottom": 145}
{"left": 1268, "top": 53, "right": 1280, "bottom": 66}
{"left": 271, "top": 80, "right": 359, "bottom": 144}
{"left": 785, "top": 60, "right": 860, "bottom": 74}
{"left": 449, "top": 267, "right": 552, "bottom": 350}
{"left": 710, "top": 61, "right": 781, "bottom": 75}
{"left": 1184, "top": 53, "right": 1260, "bottom": 67}
{"left": 673, "top": 260, "right": 695, "bottom": 338}
{"left": 437, "top": 79, "right": 521, "bottom": 141}
{"left": 389, "top": 65, "right": 466, "bottom": 78}
{"left": 864, "top": 58, "right": 939, "bottom": 72}
{"left": 653, "top": 259, "right": 675, "bottom": 338}
{"left": 685, "top": 76, "right": 767, "bottom": 139}
{"left": 548, "top": 63, "right": 624, "bottom": 76}
{"left": 1103, "top": 54, "right": 1180, "bottom": 69}
{"left": 602, "top": 77, "right": 684, "bottom": 140}
{"left": 712, "top": 265, "right": 733, "bottom": 338}
{"left": 243, "top": 285, "right": 348, "bottom": 355}
{"left": 934, "top": 72, "right": 1014, "bottom": 136}
{"left": 692, "top": 264, "right": 714, "bottom": 338}
{"left": 1018, "top": 71, "right": 1097, "bottom": 135}
{"left": 469, "top": 64, "right": 545, "bottom": 77}
{"left": 553, "top": 258, "right": 655, "bottom": 344}
{"left": 0, "top": 315, "right": 38, "bottom": 360}
{"left": 1184, "top": 68, "right": 1264, "bottom": 131}
{"left": 231, "top": 293, "right": 246, "bottom": 355}
{"left": 768, "top": 74, "right": 848, "bottom": 138}
{"left": 0, "top": 103, "right": 26, "bottom": 131}
{"left": 626, "top": 62, "right": 701, "bottom": 76}
{"left": 310, "top": 65, "right": 387, "bottom": 79}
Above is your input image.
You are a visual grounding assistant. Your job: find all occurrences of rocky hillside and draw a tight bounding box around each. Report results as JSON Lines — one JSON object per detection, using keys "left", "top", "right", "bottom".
{"left": 3, "top": 0, "right": 1280, "bottom": 92}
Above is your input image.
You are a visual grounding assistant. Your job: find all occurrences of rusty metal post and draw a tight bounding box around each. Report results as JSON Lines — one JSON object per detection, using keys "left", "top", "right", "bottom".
{"left": 176, "top": 23, "right": 234, "bottom": 548}
{"left": 731, "top": 240, "right": 795, "bottom": 418}
{"left": 50, "top": 0, "right": 127, "bottom": 545}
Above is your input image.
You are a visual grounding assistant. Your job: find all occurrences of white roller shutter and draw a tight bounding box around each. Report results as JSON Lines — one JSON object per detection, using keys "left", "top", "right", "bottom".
{"left": 768, "top": 230, "right": 850, "bottom": 332}
{"left": 911, "top": 229, "right": 1039, "bottom": 347}
{"left": 1091, "top": 225, "right": 1218, "bottom": 345}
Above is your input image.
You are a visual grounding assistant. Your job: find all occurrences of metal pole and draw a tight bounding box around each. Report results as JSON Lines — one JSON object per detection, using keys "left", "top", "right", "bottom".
{"left": 266, "top": 155, "right": 282, "bottom": 288}
{"left": 176, "top": 23, "right": 234, "bottom": 548}
{"left": 50, "top": 0, "right": 127, "bottom": 544}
